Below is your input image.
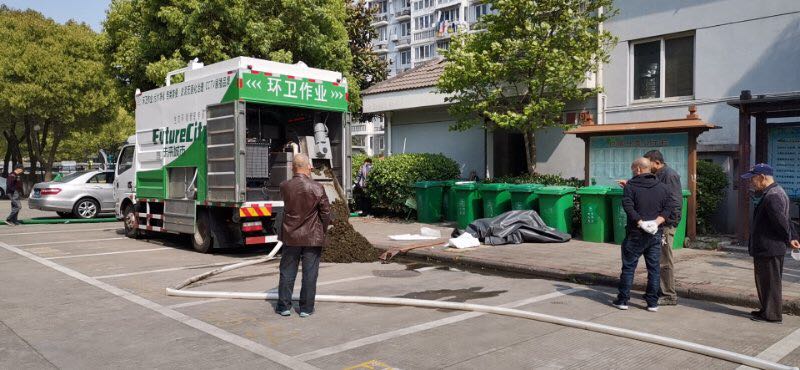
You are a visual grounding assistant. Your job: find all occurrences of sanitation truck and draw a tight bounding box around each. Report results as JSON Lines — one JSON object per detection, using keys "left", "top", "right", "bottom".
{"left": 113, "top": 57, "right": 351, "bottom": 252}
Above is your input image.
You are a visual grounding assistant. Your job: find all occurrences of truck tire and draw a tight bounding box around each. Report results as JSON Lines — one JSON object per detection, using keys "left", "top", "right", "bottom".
{"left": 122, "top": 204, "right": 140, "bottom": 239}
{"left": 192, "top": 212, "right": 213, "bottom": 253}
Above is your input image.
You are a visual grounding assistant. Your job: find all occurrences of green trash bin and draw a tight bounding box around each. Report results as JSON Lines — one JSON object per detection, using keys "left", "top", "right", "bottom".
{"left": 414, "top": 181, "right": 444, "bottom": 223}
{"left": 479, "top": 183, "right": 512, "bottom": 218}
{"left": 441, "top": 180, "right": 458, "bottom": 221}
{"left": 672, "top": 189, "right": 691, "bottom": 249}
{"left": 453, "top": 182, "right": 483, "bottom": 229}
{"left": 535, "top": 186, "right": 576, "bottom": 233}
{"left": 608, "top": 187, "right": 627, "bottom": 245}
{"left": 509, "top": 184, "right": 544, "bottom": 211}
{"left": 577, "top": 185, "right": 612, "bottom": 242}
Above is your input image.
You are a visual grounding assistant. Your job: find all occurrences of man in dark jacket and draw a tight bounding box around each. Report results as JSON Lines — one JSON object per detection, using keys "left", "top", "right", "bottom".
{"left": 643, "top": 150, "right": 682, "bottom": 306}
{"left": 276, "top": 153, "right": 332, "bottom": 318}
{"left": 743, "top": 164, "right": 800, "bottom": 323}
{"left": 613, "top": 158, "right": 673, "bottom": 312}
{"left": 5, "top": 164, "right": 24, "bottom": 226}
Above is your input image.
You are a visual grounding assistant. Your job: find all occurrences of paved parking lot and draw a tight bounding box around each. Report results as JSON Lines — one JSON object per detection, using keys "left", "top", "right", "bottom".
{"left": 1, "top": 221, "right": 800, "bottom": 369}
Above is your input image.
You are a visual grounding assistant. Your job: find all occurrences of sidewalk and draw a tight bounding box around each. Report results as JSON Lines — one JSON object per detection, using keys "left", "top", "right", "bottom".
{"left": 351, "top": 217, "right": 800, "bottom": 315}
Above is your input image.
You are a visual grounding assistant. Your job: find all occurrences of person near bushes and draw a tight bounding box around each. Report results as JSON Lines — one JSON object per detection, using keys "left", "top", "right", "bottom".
{"left": 276, "top": 153, "right": 332, "bottom": 318}
{"left": 5, "top": 164, "right": 24, "bottom": 226}
{"left": 613, "top": 157, "right": 673, "bottom": 312}
{"left": 354, "top": 158, "right": 373, "bottom": 215}
{"left": 743, "top": 164, "right": 800, "bottom": 323}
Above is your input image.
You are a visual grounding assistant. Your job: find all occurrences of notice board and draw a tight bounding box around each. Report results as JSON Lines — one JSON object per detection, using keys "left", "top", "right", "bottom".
{"left": 589, "top": 133, "right": 689, "bottom": 188}
{"left": 768, "top": 126, "right": 800, "bottom": 200}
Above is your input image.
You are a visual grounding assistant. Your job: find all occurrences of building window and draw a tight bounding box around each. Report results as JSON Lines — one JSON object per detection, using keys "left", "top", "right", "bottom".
{"left": 369, "top": 136, "right": 374, "bottom": 151}
{"left": 439, "top": 7, "right": 460, "bottom": 22}
{"left": 414, "top": 14, "right": 435, "bottom": 30}
{"left": 472, "top": 3, "right": 489, "bottom": 22}
{"left": 437, "top": 40, "right": 450, "bottom": 51}
{"left": 400, "top": 50, "right": 411, "bottom": 65}
{"left": 374, "top": 1, "right": 387, "bottom": 13}
{"left": 400, "top": 21, "right": 411, "bottom": 37}
{"left": 378, "top": 26, "right": 388, "bottom": 41}
{"left": 415, "top": 44, "right": 433, "bottom": 60}
{"left": 379, "top": 136, "right": 385, "bottom": 151}
{"left": 631, "top": 34, "right": 694, "bottom": 101}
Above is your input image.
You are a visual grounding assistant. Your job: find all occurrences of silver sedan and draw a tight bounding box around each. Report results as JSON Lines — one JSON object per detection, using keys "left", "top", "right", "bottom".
{"left": 28, "top": 171, "right": 116, "bottom": 219}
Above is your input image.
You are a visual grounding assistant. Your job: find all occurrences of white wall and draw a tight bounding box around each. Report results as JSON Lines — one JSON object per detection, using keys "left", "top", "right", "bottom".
{"left": 391, "top": 107, "right": 486, "bottom": 178}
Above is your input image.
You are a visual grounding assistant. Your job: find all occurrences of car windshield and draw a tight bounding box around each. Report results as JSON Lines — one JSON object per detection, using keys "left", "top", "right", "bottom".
{"left": 56, "top": 171, "right": 89, "bottom": 183}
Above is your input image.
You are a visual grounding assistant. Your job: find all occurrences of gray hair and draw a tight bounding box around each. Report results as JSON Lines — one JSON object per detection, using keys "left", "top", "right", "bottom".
{"left": 293, "top": 153, "right": 310, "bottom": 170}
{"left": 632, "top": 157, "right": 651, "bottom": 171}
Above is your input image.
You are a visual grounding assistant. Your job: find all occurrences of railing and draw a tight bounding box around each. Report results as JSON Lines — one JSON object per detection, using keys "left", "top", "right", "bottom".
{"left": 394, "top": 8, "right": 411, "bottom": 17}
{"left": 413, "top": 29, "right": 435, "bottom": 41}
{"left": 395, "top": 36, "right": 411, "bottom": 46}
{"left": 436, "top": 0, "right": 460, "bottom": 8}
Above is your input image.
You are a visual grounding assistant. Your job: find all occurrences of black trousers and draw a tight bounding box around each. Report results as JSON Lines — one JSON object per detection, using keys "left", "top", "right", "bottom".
{"left": 277, "top": 246, "right": 322, "bottom": 313}
{"left": 754, "top": 255, "right": 784, "bottom": 321}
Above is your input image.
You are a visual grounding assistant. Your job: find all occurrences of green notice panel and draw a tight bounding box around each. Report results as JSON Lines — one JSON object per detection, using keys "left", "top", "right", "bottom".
{"left": 535, "top": 186, "right": 576, "bottom": 233}
{"left": 453, "top": 182, "right": 483, "bottom": 229}
{"left": 577, "top": 186, "right": 612, "bottom": 243}
{"left": 414, "top": 181, "right": 444, "bottom": 223}
{"left": 479, "top": 183, "right": 511, "bottom": 218}
{"left": 509, "top": 184, "right": 544, "bottom": 211}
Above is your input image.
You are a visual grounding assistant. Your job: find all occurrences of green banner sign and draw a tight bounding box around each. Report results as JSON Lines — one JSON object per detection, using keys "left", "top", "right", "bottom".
{"left": 227, "top": 73, "right": 348, "bottom": 112}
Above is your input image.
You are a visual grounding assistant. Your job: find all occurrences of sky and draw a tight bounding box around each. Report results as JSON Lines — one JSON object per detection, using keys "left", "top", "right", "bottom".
{"left": 2, "top": 0, "right": 110, "bottom": 31}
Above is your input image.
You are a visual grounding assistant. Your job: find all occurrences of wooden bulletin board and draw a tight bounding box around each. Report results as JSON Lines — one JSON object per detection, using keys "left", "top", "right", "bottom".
{"left": 589, "top": 132, "right": 689, "bottom": 188}
{"left": 768, "top": 125, "right": 800, "bottom": 200}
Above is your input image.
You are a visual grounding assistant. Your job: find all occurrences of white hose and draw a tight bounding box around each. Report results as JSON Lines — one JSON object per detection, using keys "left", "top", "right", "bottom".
{"left": 166, "top": 243, "right": 797, "bottom": 370}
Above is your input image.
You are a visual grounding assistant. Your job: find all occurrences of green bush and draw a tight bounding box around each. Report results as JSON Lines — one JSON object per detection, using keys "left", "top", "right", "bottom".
{"left": 697, "top": 160, "right": 728, "bottom": 234}
{"left": 483, "top": 173, "right": 584, "bottom": 188}
{"left": 367, "top": 153, "right": 460, "bottom": 213}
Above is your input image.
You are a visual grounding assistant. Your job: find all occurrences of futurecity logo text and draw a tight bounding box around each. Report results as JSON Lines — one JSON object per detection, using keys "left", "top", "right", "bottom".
{"left": 153, "top": 122, "right": 205, "bottom": 159}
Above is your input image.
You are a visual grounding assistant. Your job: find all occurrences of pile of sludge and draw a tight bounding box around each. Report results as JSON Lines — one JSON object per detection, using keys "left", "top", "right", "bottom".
{"left": 321, "top": 200, "right": 381, "bottom": 263}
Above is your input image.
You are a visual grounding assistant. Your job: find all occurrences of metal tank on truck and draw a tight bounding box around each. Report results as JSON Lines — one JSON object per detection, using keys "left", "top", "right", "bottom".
{"left": 112, "top": 57, "right": 352, "bottom": 253}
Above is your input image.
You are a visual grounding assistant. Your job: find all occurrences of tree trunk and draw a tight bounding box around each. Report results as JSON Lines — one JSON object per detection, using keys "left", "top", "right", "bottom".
{"left": 522, "top": 130, "right": 537, "bottom": 174}
{"left": 43, "top": 127, "right": 63, "bottom": 181}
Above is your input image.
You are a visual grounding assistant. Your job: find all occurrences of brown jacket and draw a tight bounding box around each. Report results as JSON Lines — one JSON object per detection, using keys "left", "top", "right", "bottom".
{"left": 280, "top": 173, "right": 331, "bottom": 247}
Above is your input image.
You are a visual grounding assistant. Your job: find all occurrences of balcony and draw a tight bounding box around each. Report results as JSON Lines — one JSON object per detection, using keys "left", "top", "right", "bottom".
{"left": 436, "top": 0, "right": 460, "bottom": 9}
{"left": 371, "top": 13, "right": 389, "bottom": 27}
{"left": 394, "top": 8, "right": 411, "bottom": 20}
{"left": 413, "top": 28, "right": 435, "bottom": 42}
{"left": 394, "top": 36, "right": 412, "bottom": 49}
{"left": 373, "top": 42, "right": 389, "bottom": 54}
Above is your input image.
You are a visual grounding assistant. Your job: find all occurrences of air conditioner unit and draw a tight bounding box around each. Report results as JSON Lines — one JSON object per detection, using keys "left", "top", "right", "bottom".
{"left": 391, "top": 34, "right": 399, "bottom": 41}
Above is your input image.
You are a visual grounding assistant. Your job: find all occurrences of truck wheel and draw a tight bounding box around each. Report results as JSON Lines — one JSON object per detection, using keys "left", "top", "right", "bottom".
{"left": 192, "top": 212, "right": 213, "bottom": 253}
{"left": 73, "top": 198, "right": 100, "bottom": 219}
{"left": 56, "top": 211, "right": 72, "bottom": 218}
{"left": 122, "top": 204, "right": 140, "bottom": 239}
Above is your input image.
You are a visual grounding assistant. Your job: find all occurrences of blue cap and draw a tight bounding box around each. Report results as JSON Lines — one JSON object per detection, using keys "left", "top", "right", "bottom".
{"left": 740, "top": 163, "right": 774, "bottom": 179}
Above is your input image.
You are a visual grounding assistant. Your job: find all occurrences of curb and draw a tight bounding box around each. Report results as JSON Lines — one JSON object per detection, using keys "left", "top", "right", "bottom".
{"left": 371, "top": 242, "right": 800, "bottom": 316}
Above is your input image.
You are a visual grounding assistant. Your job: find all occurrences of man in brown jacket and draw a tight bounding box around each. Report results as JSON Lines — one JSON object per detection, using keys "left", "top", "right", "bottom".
{"left": 276, "top": 153, "right": 331, "bottom": 317}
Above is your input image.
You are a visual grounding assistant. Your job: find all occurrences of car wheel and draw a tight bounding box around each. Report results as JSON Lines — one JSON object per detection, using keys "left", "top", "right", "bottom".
{"left": 192, "top": 212, "right": 213, "bottom": 253}
{"left": 56, "top": 211, "right": 72, "bottom": 218}
{"left": 122, "top": 204, "right": 140, "bottom": 239}
{"left": 73, "top": 198, "right": 100, "bottom": 219}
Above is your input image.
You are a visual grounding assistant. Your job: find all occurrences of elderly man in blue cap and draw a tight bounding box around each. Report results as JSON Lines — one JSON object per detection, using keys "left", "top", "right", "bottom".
{"left": 743, "top": 163, "right": 800, "bottom": 323}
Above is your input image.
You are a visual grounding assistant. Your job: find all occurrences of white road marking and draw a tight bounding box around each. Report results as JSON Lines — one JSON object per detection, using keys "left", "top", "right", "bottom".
{"left": 169, "top": 298, "right": 229, "bottom": 309}
{"left": 46, "top": 247, "right": 171, "bottom": 260}
{"left": 15, "top": 237, "right": 126, "bottom": 247}
{"left": 736, "top": 327, "right": 800, "bottom": 370}
{"left": 294, "top": 287, "right": 585, "bottom": 361}
{"left": 0, "top": 241, "right": 319, "bottom": 370}
{"left": 0, "top": 227, "right": 117, "bottom": 236}
{"left": 93, "top": 260, "right": 270, "bottom": 279}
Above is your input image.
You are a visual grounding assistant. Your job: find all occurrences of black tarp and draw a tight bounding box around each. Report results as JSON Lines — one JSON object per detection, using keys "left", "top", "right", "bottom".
{"left": 453, "top": 210, "right": 572, "bottom": 245}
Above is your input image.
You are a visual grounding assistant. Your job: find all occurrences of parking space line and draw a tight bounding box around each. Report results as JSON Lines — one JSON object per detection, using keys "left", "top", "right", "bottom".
{"left": 0, "top": 227, "right": 118, "bottom": 236}
{"left": 0, "top": 241, "right": 319, "bottom": 370}
{"left": 736, "top": 327, "right": 800, "bottom": 370}
{"left": 15, "top": 237, "right": 126, "bottom": 247}
{"left": 46, "top": 247, "right": 172, "bottom": 260}
{"left": 92, "top": 260, "right": 266, "bottom": 279}
{"left": 294, "top": 287, "right": 584, "bottom": 361}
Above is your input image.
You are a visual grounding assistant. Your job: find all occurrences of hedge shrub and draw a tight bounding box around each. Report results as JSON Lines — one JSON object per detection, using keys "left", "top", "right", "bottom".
{"left": 483, "top": 173, "right": 584, "bottom": 188}
{"left": 367, "top": 153, "right": 460, "bottom": 213}
{"left": 697, "top": 160, "right": 728, "bottom": 234}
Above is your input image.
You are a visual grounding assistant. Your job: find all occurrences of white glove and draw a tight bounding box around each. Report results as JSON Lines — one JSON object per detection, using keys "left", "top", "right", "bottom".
{"left": 639, "top": 220, "right": 659, "bottom": 235}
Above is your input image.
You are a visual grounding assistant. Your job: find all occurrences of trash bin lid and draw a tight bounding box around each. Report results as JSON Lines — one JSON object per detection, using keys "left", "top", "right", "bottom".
{"left": 453, "top": 182, "right": 479, "bottom": 190}
{"left": 576, "top": 185, "right": 611, "bottom": 195}
{"left": 441, "top": 180, "right": 458, "bottom": 187}
{"left": 535, "top": 185, "right": 577, "bottom": 195}
{"left": 415, "top": 181, "right": 443, "bottom": 188}
{"left": 682, "top": 189, "right": 691, "bottom": 196}
{"left": 478, "top": 183, "right": 509, "bottom": 191}
{"left": 607, "top": 187, "right": 624, "bottom": 196}
{"left": 508, "top": 184, "right": 544, "bottom": 192}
